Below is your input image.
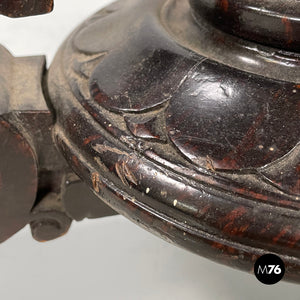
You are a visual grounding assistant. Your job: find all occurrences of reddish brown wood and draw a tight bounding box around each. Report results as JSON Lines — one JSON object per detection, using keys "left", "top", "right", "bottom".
{"left": 0, "top": 0, "right": 299, "bottom": 284}
{"left": 47, "top": 0, "right": 300, "bottom": 282}
{"left": 0, "top": 0, "right": 53, "bottom": 17}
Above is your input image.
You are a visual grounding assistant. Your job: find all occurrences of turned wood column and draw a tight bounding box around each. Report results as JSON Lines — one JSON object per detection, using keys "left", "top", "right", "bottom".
{"left": 189, "top": 0, "right": 300, "bottom": 51}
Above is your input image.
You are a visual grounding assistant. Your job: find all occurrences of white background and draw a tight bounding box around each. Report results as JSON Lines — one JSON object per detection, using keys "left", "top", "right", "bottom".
{"left": 0, "top": 0, "right": 299, "bottom": 299}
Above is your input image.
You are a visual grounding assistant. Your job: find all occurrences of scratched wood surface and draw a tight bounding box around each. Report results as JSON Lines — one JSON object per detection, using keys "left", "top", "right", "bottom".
{"left": 48, "top": 0, "right": 300, "bottom": 282}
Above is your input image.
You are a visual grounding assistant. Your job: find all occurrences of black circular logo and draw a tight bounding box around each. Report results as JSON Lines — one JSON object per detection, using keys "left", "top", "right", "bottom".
{"left": 254, "top": 254, "right": 285, "bottom": 285}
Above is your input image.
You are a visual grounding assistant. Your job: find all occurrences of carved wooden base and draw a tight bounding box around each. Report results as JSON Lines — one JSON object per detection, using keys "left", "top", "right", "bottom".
{"left": 47, "top": 0, "right": 300, "bottom": 282}
{"left": 0, "top": 0, "right": 298, "bottom": 283}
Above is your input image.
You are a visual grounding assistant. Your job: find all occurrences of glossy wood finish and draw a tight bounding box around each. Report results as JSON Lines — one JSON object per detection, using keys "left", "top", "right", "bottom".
{"left": 189, "top": 0, "right": 300, "bottom": 52}
{"left": 48, "top": 0, "right": 300, "bottom": 282}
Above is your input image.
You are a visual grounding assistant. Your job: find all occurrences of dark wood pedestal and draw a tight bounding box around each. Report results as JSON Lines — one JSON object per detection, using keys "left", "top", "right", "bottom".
{"left": 0, "top": 0, "right": 299, "bottom": 283}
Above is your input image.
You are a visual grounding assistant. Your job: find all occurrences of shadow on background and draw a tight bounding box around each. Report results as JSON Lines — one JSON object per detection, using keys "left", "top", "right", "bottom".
{"left": 0, "top": 217, "right": 297, "bottom": 300}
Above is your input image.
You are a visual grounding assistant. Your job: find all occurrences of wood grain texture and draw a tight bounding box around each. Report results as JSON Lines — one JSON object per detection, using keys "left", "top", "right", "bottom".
{"left": 48, "top": 0, "right": 300, "bottom": 282}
